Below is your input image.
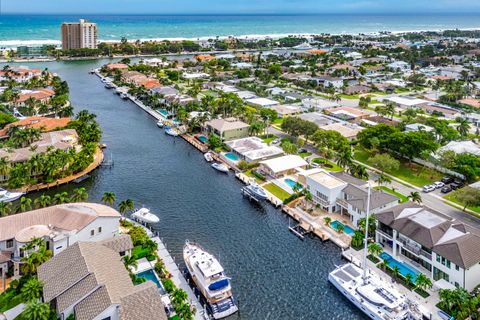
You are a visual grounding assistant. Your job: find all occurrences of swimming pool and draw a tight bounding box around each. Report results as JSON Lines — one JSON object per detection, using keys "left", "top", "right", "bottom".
{"left": 224, "top": 152, "right": 239, "bottom": 161}
{"left": 330, "top": 220, "right": 355, "bottom": 236}
{"left": 284, "top": 178, "right": 303, "bottom": 190}
{"left": 158, "top": 109, "right": 169, "bottom": 117}
{"left": 197, "top": 135, "right": 208, "bottom": 143}
{"left": 137, "top": 269, "right": 165, "bottom": 293}
{"left": 379, "top": 252, "right": 419, "bottom": 282}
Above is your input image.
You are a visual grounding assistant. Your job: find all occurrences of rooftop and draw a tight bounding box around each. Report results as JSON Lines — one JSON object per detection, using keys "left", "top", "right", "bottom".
{"left": 260, "top": 155, "right": 308, "bottom": 174}
{"left": 308, "top": 171, "right": 347, "bottom": 189}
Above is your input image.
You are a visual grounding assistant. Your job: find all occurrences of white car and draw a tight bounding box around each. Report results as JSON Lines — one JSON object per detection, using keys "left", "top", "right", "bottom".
{"left": 271, "top": 138, "right": 281, "bottom": 145}
{"left": 434, "top": 181, "right": 445, "bottom": 189}
{"left": 423, "top": 185, "right": 436, "bottom": 193}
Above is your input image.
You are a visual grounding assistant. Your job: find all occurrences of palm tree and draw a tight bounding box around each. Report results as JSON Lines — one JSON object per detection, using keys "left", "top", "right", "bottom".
{"left": 408, "top": 191, "right": 422, "bottom": 204}
{"left": 336, "top": 223, "right": 345, "bottom": 234}
{"left": 21, "top": 277, "right": 44, "bottom": 302}
{"left": 336, "top": 149, "right": 353, "bottom": 169}
{"left": 70, "top": 187, "right": 89, "bottom": 202}
{"left": 53, "top": 192, "right": 69, "bottom": 205}
{"left": 22, "top": 301, "right": 51, "bottom": 320}
{"left": 34, "top": 195, "right": 51, "bottom": 209}
{"left": 0, "top": 201, "right": 13, "bottom": 217}
{"left": 118, "top": 199, "right": 135, "bottom": 215}
{"left": 18, "top": 196, "right": 32, "bottom": 212}
{"left": 367, "top": 243, "right": 382, "bottom": 257}
{"left": 102, "top": 191, "right": 116, "bottom": 206}
{"left": 415, "top": 273, "right": 432, "bottom": 291}
{"left": 123, "top": 255, "right": 138, "bottom": 271}
{"left": 375, "top": 173, "right": 391, "bottom": 186}
{"left": 405, "top": 273, "right": 414, "bottom": 287}
{"left": 323, "top": 216, "right": 332, "bottom": 225}
{"left": 456, "top": 117, "right": 470, "bottom": 137}
{"left": 0, "top": 157, "right": 10, "bottom": 179}
{"left": 348, "top": 164, "right": 369, "bottom": 180}
{"left": 392, "top": 265, "right": 401, "bottom": 280}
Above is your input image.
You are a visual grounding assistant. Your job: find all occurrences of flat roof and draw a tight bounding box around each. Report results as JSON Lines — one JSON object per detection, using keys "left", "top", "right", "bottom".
{"left": 260, "top": 155, "right": 308, "bottom": 173}
{"left": 308, "top": 171, "right": 347, "bottom": 189}
{"left": 246, "top": 97, "right": 279, "bottom": 107}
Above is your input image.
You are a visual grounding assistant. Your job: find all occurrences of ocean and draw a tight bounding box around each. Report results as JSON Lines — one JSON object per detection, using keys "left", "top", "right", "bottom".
{"left": 1, "top": 13, "right": 480, "bottom": 47}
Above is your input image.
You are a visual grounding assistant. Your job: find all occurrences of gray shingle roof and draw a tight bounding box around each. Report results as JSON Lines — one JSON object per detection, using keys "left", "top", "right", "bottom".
{"left": 100, "top": 234, "right": 133, "bottom": 254}
{"left": 120, "top": 282, "right": 168, "bottom": 320}
{"left": 74, "top": 286, "right": 111, "bottom": 320}
{"left": 56, "top": 274, "right": 98, "bottom": 313}
{"left": 342, "top": 184, "right": 398, "bottom": 211}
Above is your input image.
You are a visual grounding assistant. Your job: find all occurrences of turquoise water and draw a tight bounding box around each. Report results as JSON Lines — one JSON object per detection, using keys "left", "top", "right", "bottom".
{"left": 224, "top": 152, "right": 239, "bottom": 161}
{"left": 330, "top": 220, "right": 355, "bottom": 236}
{"left": 158, "top": 109, "right": 169, "bottom": 117}
{"left": 284, "top": 178, "right": 303, "bottom": 189}
{"left": 380, "top": 252, "right": 420, "bottom": 282}
{"left": 137, "top": 269, "right": 165, "bottom": 293}
{"left": 197, "top": 135, "right": 208, "bottom": 143}
{"left": 2, "top": 14, "right": 480, "bottom": 47}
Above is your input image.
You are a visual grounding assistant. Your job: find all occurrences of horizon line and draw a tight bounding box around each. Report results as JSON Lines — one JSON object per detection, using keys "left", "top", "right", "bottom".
{"left": 2, "top": 12, "right": 480, "bottom": 16}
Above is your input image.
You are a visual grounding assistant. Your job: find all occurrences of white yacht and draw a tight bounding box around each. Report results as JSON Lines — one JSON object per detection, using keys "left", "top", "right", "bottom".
{"left": 204, "top": 152, "right": 213, "bottom": 162}
{"left": 156, "top": 120, "right": 164, "bottom": 128}
{"left": 0, "top": 189, "right": 24, "bottom": 203}
{"left": 328, "top": 185, "right": 425, "bottom": 320}
{"left": 131, "top": 208, "right": 159, "bottom": 224}
{"left": 211, "top": 162, "right": 229, "bottom": 173}
{"left": 183, "top": 241, "right": 238, "bottom": 319}
{"left": 242, "top": 182, "right": 268, "bottom": 200}
{"left": 165, "top": 128, "right": 179, "bottom": 137}
{"left": 120, "top": 92, "right": 129, "bottom": 99}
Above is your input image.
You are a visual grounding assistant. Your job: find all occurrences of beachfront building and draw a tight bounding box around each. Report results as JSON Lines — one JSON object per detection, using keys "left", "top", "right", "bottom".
{"left": 0, "top": 203, "right": 122, "bottom": 278}
{"left": 375, "top": 203, "right": 480, "bottom": 291}
{"left": 259, "top": 155, "right": 308, "bottom": 178}
{"left": 37, "top": 239, "right": 167, "bottom": 320}
{"left": 225, "top": 137, "right": 284, "bottom": 162}
{"left": 336, "top": 184, "right": 399, "bottom": 226}
{"left": 61, "top": 19, "right": 98, "bottom": 50}
{"left": 204, "top": 118, "right": 250, "bottom": 141}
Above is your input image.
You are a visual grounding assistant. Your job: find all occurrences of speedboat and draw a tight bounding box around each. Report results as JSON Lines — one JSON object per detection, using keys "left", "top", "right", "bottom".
{"left": 183, "top": 241, "right": 238, "bottom": 319}
{"left": 0, "top": 188, "right": 25, "bottom": 203}
{"left": 156, "top": 120, "right": 164, "bottom": 128}
{"left": 105, "top": 82, "right": 115, "bottom": 89}
{"left": 89, "top": 69, "right": 96, "bottom": 74}
{"left": 120, "top": 92, "right": 129, "bottom": 99}
{"left": 204, "top": 152, "right": 214, "bottom": 162}
{"left": 211, "top": 162, "right": 228, "bottom": 173}
{"left": 131, "top": 208, "right": 160, "bottom": 224}
{"left": 165, "top": 128, "right": 179, "bottom": 137}
{"left": 242, "top": 182, "right": 268, "bottom": 200}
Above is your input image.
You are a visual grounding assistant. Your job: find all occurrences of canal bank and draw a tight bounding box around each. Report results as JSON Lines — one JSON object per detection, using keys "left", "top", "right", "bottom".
{"left": 2, "top": 59, "right": 366, "bottom": 319}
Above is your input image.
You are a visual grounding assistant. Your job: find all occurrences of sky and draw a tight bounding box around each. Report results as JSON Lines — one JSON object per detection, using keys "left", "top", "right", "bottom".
{"left": 2, "top": 0, "right": 480, "bottom": 14}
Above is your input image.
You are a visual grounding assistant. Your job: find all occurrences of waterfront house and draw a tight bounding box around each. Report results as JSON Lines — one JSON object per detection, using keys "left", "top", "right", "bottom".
{"left": 336, "top": 184, "right": 398, "bottom": 226}
{"left": 225, "top": 137, "right": 284, "bottom": 162}
{"left": 0, "top": 67, "right": 43, "bottom": 83}
{"left": 0, "top": 203, "right": 122, "bottom": 279}
{"left": 375, "top": 203, "right": 480, "bottom": 291}
{"left": 204, "top": 118, "right": 250, "bottom": 141}
{"left": 37, "top": 239, "right": 167, "bottom": 320}
{"left": 259, "top": 155, "right": 308, "bottom": 178}
{"left": 305, "top": 170, "right": 348, "bottom": 213}
{"left": 121, "top": 71, "right": 148, "bottom": 86}
{"left": 0, "top": 116, "right": 71, "bottom": 139}
{"left": 106, "top": 63, "right": 129, "bottom": 70}
{"left": 14, "top": 88, "right": 55, "bottom": 107}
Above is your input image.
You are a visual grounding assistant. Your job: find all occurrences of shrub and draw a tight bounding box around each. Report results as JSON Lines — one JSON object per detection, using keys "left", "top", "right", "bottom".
{"left": 162, "top": 278, "right": 175, "bottom": 294}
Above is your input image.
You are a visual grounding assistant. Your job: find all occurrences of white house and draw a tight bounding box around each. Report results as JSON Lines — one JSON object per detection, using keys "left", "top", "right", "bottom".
{"left": 388, "top": 61, "right": 410, "bottom": 71}
{"left": 0, "top": 203, "right": 121, "bottom": 278}
{"left": 259, "top": 155, "right": 308, "bottom": 178}
{"left": 246, "top": 97, "right": 280, "bottom": 108}
{"left": 376, "top": 203, "right": 480, "bottom": 291}
{"left": 404, "top": 123, "right": 434, "bottom": 133}
{"left": 305, "top": 170, "right": 348, "bottom": 213}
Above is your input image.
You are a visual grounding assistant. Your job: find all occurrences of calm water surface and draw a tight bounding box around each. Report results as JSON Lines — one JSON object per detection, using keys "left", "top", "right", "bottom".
{"left": 1, "top": 59, "right": 366, "bottom": 319}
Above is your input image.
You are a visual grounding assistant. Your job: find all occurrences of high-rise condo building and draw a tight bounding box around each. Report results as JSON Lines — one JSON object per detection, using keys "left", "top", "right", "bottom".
{"left": 61, "top": 19, "right": 97, "bottom": 50}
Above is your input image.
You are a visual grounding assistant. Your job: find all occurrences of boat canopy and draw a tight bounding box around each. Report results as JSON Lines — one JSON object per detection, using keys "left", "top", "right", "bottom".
{"left": 208, "top": 278, "right": 229, "bottom": 291}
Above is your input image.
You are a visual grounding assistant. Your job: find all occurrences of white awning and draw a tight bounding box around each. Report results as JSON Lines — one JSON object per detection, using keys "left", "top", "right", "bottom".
{"left": 433, "top": 278, "right": 456, "bottom": 291}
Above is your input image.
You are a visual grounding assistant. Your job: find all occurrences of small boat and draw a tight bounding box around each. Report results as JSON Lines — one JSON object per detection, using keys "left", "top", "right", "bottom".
{"left": 131, "top": 208, "right": 159, "bottom": 224}
{"left": 165, "top": 128, "right": 179, "bottom": 137}
{"left": 0, "top": 188, "right": 25, "bottom": 203}
{"left": 89, "top": 69, "right": 96, "bottom": 74}
{"left": 242, "top": 182, "right": 268, "bottom": 200}
{"left": 156, "top": 120, "right": 164, "bottom": 128}
{"left": 120, "top": 92, "right": 129, "bottom": 99}
{"left": 204, "top": 152, "right": 213, "bottom": 162}
{"left": 99, "top": 143, "right": 107, "bottom": 149}
{"left": 105, "top": 82, "right": 114, "bottom": 89}
{"left": 183, "top": 241, "right": 239, "bottom": 319}
{"left": 211, "top": 162, "right": 229, "bottom": 173}
{"left": 73, "top": 174, "right": 90, "bottom": 184}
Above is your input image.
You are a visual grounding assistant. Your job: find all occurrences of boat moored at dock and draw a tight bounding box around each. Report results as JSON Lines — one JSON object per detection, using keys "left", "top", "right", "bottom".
{"left": 242, "top": 182, "right": 268, "bottom": 200}
{"left": 131, "top": 207, "right": 160, "bottom": 224}
{"left": 183, "top": 241, "right": 238, "bottom": 319}
{"left": 211, "top": 162, "right": 229, "bottom": 173}
{"left": 204, "top": 152, "right": 213, "bottom": 162}
{"left": 156, "top": 120, "right": 164, "bottom": 128}
{"left": 0, "top": 188, "right": 25, "bottom": 203}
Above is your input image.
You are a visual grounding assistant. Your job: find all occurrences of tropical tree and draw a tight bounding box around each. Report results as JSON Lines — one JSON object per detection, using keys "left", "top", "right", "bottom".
{"left": 415, "top": 273, "right": 432, "bottom": 291}
{"left": 408, "top": 191, "right": 422, "bottom": 204}
{"left": 18, "top": 196, "right": 33, "bottom": 212}
{"left": 336, "top": 223, "right": 345, "bottom": 234}
{"left": 21, "top": 277, "right": 44, "bottom": 302}
{"left": 367, "top": 243, "right": 382, "bottom": 257}
{"left": 348, "top": 164, "right": 369, "bottom": 180}
{"left": 53, "top": 192, "right": 69, "bottom": 205}
{"left": 0, "top": 201, "right": 13, "bottom": 217}
{"left": 102, "top": 191, "right": 116, "bottom": 206}
{"left": 456, "top": 117, "right": 471, "bottom": 138}
{"left": 392, "top": 265, "right": 401, "bottom": 280}
{"left": 405, "top": 273, "right": 414, "bottom": 287}
{"left": 70, "top": 187, "right": 89, "bottom": 202}
{"left": 375, "top": 173, "right": 391, "bottom": 186}
{"left": 118, "top": 199, "right": 135, "bottom": 215}
{"left": 323, "top": 216, "right": 332, "bottom": 225}
{"left": 22, "top": 301, "right": 52, "bottom": 320}
{"left": 456, "top": 187, "right": 480, "bottom": 211}
{"left": 123, "top": 255, "right": 138, "bottom": 271}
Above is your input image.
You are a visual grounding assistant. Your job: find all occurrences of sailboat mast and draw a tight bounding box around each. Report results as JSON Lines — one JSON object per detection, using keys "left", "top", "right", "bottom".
{"left": 362, "top": 183, "right": 371, "bottom": 283}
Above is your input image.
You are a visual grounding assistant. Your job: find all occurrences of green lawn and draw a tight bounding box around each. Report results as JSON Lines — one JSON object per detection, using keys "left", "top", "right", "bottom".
{"left": 354, "top": 148, "right": 443, "bottom": 187}
{"left": 245, "top": 169, "right": 265, "bottom": 184}
{"left": 132, "top": 245, "right": 155, "bottom": 261}
{"left": 259, "top": 134, "right": 276, "bottom": 144}
{"left": 0, "top": 290, "right": 23, "bottom": 312}
{"left": 374, "top": 186, "right": 409, "bottom": 203}
{"left": 444, "top": 192, "right": 480, "bottom": 215}
{"left": 273, "top": 118, "right": 284, "bottom": 126}
{"left": 299, "top": 152, "right": 312, "bottom": 159}
{"left": 338, "top": 93, "right": 360, "bottom": 99}
{"left": 263, "top": 183, "right": 291, "bottom": 201}
{"left": 312, "top": 157, "right": 343, "bottom": 172}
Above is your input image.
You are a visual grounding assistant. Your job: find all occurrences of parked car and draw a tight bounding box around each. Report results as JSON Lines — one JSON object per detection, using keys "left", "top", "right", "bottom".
{"left": 441, "top": 186, "right": 452, "bottom": 194}
{"left": 451, "top": 182, "right": 463, "bottom": 190}
{"left": 453, "top": 178, "right": 464, "bottom": 186}
{"left": 434, "top": 181, "right": 445, "bottom": 189}
{"left": 441, "top": 176, "right": 454, "bottom": 184}
{"left": 423, "top": 185, "right": 436, "bottom": 193}
{"left": 298, "top": 148, "right": 307, "bottom": 154}
{"left": 271, "top": 138, "right": 281, "bottom": 145}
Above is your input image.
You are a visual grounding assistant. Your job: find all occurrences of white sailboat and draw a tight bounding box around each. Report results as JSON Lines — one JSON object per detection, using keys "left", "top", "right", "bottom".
{"left": 328, "top": 185, "right": 425, "bottom": 320}
{"left": 183, "top": 241, "right": 238, "bottom": 319}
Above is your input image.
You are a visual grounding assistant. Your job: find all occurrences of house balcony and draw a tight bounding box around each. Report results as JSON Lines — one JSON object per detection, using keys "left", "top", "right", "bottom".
{"left": 376, "top": 229, "right": 393, "bottom": 240}
{"left": 336, "top": 198, "right": 349, "bottom": 208}
{"left": 397, "top": 238, "right": 432, "bottom": 260}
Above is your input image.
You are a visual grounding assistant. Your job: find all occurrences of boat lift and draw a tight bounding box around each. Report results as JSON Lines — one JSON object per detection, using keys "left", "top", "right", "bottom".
{"left": 288, "top": 219, "right": 311, "bottom": 240}
{"left": 241, "top": 186, "right": 260, "bottom": 203}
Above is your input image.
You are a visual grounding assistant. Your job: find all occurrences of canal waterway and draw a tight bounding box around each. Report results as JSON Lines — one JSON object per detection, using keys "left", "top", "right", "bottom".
{"left": 2, "top": 59, "right": 366, "bottom": 320}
